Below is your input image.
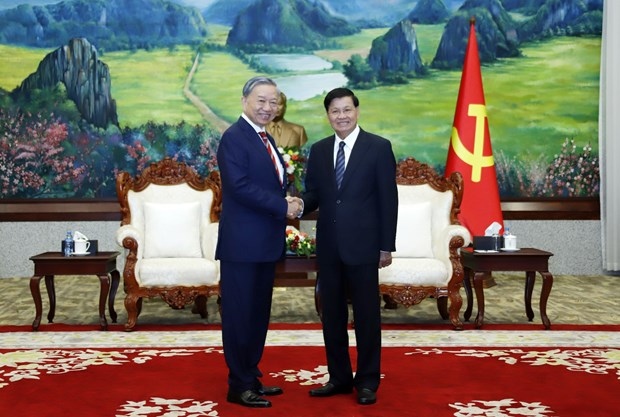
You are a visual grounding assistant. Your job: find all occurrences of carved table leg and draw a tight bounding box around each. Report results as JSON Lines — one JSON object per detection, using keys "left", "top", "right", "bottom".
{"left": 30, "top": 275, "right": 43, "bottom": 331}
{"left": 463, "top": 267, "right": 473, "bottom": 321}
{"left": 473, "top": 271, "right": 486, "bottom": 329}
{"left": 436, "top": 297, "right": 449, "bottom": 320}
{"left": 539, "top": 271, "right": 553, "bottom": 330}
{"left": 44, "top": 275, "right": 55, "bottom": 323}
{"left": 524, "top": 271, "right": 536, "bottom": 321}
{"left": 109, "top": 270, "right": 120, "bottom": 323}
{"left": 97, "top": 274, "right": 110, "bottom": 330}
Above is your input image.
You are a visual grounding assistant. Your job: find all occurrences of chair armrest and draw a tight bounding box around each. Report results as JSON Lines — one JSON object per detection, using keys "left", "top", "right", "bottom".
{"left": 433, "top": 224, "right": 472, "bottom": 264}
{"left": 201, "top": 222, "right": 219, "bottom": 261}
{"left": 116, "top": 224, "right": 142, "bottom": 246}
{"left": 116, "top": 224, "right": 144, "bottom": 258}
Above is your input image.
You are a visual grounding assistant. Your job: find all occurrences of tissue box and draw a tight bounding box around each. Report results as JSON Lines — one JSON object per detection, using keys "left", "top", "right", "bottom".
{"left": 88, "top": 240, "right": 99, "bottom": 254}
{"left": 473, "top": 236, "right": 501, "bottom": 251}
{"left": 61, "top": 240, "right": 99, "bottom": 254}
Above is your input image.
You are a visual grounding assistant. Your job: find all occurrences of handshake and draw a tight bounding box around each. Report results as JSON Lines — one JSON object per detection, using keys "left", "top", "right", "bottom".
{"left": 286, "top": 196, "right": 303, "bottom": 219}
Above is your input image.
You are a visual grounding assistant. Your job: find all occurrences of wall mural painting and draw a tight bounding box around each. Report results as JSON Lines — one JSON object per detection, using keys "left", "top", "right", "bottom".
{"left": 0, "top": 0, "right": 602, "bottom": 200}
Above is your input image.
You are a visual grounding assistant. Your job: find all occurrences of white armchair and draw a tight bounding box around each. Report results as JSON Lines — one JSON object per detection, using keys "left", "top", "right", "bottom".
{"left": 379, "top": 158, "right": 472, "bottom": 329}
{"left": 116, "top": 158, "right": 221, "bottom": 331}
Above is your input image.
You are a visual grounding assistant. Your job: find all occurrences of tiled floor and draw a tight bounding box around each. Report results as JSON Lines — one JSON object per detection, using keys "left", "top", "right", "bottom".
{"left": 0, "top": 274, "right": 620, "bottom": 325}
{"left": 1, "top": 273, "right": 619, "bottom": 327}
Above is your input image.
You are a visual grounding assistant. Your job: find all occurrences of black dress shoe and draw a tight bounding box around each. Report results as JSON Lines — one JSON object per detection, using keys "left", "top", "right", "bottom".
{"left": 357, "top": 388, "right": 377, "bottom": 405}
{"left": 309, "top": 383, "right": 353, "bottom": 397}
{"left": 227, "top": 390, "right": 272, "bottom": 408}
{"left": 257, "top": 385, "right": 283, "bottom": 396}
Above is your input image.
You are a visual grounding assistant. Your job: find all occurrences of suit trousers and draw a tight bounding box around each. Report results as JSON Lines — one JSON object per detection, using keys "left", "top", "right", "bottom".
{"left": 318, "top": 259, "right": 382, "bottom": 391}
{"left": 220, "top": 260, "right": 275, "bottom": 393}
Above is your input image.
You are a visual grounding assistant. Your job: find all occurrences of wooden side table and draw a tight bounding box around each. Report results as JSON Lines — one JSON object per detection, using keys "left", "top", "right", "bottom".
{"left": 460, "top": 247, "right": 554, "bottom": 329}
{"left": 29, "top": 251, "right": 120, "bottom": 331}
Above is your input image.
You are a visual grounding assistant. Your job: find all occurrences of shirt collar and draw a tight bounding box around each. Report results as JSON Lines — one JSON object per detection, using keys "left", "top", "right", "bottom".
{"left": 335, "top": 125, "right": 360, "bottom": 148}
{"left": 242, "top": 113, "right": 265, "bottom": 134}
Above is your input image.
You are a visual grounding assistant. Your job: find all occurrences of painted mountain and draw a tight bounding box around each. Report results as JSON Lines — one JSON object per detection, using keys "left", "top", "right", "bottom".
{"left": 433, "top": 0, "right": 520, "bottom": 69}
{"left": 0, "top": 0, "right": 208, "bottom": 51}
{"left": 204, "top": 0, "right": 465, "bottom": 27}
{"left": 431, "top": 0, "right": 601, "bottom": 70}
{"left": 226, "top": 0, "right": 359, "bottom": 51}
{"left": 368, "top": 20, "right": 424, "bottom": 76}
{"left": 513, "top": 0, "right": 603, "bottom": 42}
{"left": 202, "top": 0, "right": 254, "bottom": 25}
{"left": 408, "top": 0, "right": 451, "bottom": 24}
{"left": 11, "top": 38, "right": 118, "bottom": 129}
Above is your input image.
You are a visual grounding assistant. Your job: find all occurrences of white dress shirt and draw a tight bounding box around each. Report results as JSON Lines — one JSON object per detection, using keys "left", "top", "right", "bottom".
{"left": 242, "top": 113, "right": 284, "bottom": 180}
{"left": 333, "top": 125, "right": 360, "bottom": 170}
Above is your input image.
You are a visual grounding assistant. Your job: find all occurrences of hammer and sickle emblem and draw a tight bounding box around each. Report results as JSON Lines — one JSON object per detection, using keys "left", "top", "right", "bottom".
{"left": 450, "top": 104, "right": 494, "bottom": 183}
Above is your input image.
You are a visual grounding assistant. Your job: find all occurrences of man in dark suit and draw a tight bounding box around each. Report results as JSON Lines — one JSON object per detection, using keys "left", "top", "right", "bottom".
{"left": 216, "top": 76, "right": 302, "bottom": 408}
{"left": 299, "top": 88, "right": 398, "bottom": 405}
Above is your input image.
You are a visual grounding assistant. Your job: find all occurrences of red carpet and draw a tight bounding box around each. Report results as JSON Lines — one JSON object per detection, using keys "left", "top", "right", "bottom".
{"left": 1, "top": 337, "right": 620, "bottom": 416}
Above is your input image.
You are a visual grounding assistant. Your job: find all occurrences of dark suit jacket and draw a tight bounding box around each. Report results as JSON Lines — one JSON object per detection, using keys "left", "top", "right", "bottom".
{"left": 216, "top": 116, "right": 288, "bottom": 263}
{"left": 302, "top": 128, "right": 398, "bottom": 265}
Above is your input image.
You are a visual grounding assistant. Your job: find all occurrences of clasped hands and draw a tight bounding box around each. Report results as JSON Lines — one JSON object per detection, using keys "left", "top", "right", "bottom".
{"left": 286, "top": 196, "right": 303, "bottom": 219}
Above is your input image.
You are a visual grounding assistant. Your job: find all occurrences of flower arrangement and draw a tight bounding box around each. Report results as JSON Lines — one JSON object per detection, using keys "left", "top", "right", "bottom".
{"left": 285, "top": 226, "right": 316, "bottom": 257}
{"left": 278, "top": 146, "right": 306, "bottom": 195}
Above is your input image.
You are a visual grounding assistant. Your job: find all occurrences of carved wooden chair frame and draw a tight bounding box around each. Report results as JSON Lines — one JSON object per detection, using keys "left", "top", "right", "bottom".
{"left": 379, "top": 157, "right": 468, "bottom": 330}
{"left": 116, "top": 158, "right": 222, "bottom": 331}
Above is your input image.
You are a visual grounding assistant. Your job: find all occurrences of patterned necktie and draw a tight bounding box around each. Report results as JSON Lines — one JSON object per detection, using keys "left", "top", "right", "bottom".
{"left": 259, "top": 131, "right": 282, "bottom": 185}
{"left": 335, "top": 140, "right": 346, "bottom": 189}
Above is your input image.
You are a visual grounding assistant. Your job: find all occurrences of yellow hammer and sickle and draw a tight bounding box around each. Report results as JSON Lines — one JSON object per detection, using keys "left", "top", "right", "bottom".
{"left": 450, "top": 104, "right": 494, "bottom": 183}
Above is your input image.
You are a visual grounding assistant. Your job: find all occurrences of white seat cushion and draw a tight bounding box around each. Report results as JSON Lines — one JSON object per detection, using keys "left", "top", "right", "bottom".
{"left": 143, "top": 201, "right": 203, "bottom": 259}
{"left": 379, "top": 258, "right": 449, "bottom": 287}
{"left": 137, "top": 258, "right": 219, "bottom": 286}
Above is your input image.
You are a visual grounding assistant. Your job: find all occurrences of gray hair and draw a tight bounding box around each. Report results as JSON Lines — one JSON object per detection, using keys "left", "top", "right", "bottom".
{"left": 242, "top": 76, "right": 278, "bottom": 97}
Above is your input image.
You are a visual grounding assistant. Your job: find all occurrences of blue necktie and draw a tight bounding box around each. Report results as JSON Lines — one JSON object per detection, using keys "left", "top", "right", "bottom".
{"left": 335, "top": 141, "right": 346, "bottom": 189}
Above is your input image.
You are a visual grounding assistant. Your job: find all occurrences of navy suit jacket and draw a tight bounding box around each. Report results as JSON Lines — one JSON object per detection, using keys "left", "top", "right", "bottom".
{"left": 216, "top": 117, "right": 288, "bottom": 263}
{"left": 302, "top": 128, "right": 398, "bottom": 265}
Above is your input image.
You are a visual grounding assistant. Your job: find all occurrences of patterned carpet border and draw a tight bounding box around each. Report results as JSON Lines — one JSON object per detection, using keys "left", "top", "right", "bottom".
{"left": 2, "top": 329, "right": 620, "bottom": 349}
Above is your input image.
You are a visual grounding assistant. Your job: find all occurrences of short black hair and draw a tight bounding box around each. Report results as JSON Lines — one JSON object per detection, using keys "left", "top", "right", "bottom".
{"left": 323, "top": 87, "right": 359, "bottom": 112}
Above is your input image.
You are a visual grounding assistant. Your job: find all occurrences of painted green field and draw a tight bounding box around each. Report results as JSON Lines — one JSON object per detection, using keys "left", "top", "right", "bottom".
{"left": 124, "top": 33, "right": 598, "bottom": 165}
{"left": 204, "top": 23, "right": 231, "bottom": 46}
{"left": 0, "top": 27, "right": 600, "bottom": 166}
{"left": 0, "top": 45, "right": 46, "bottom": 91}
{"left": 0, "top": 44, "right": 204, "bottom": 126}
{"left": 105, "top": 46, "right": 204, "bottom": 126}
{"left": 190, "top": 34, "right": 600, "bottom": 165}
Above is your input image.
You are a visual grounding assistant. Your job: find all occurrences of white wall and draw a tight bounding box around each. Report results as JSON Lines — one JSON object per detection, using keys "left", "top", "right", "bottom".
{"left": 0, "top": 219, "right": 604, "bottom": 278}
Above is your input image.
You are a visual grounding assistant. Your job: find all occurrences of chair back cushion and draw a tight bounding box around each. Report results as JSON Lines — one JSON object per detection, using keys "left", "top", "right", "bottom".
{"left": 128, "top": 183, "right": 214, "bottom": 259}
{"left": 393, "top": 184, "right": 453, "bottom": 259}
{"left": 143, "top": 201, "right": 202, "bottom": 258}
{"left": 394, "top": 199, "right": 432, "bottom": 258}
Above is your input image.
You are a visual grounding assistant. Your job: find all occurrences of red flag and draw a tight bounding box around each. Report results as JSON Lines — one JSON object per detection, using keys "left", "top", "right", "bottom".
{"left": 445, "top": 18, "right": 504, "bottom": 236}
